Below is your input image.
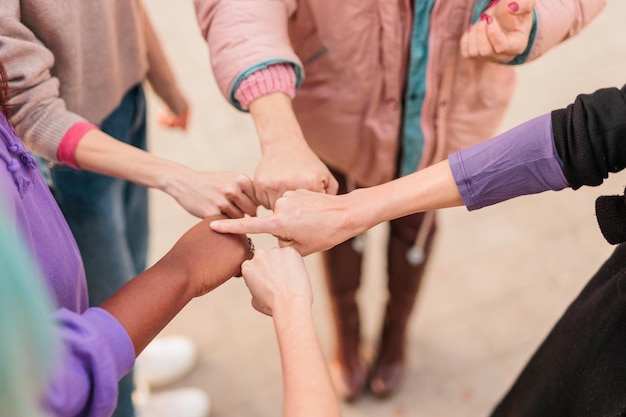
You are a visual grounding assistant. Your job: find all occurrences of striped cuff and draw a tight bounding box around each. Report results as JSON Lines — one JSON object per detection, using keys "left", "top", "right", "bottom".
{"left": 57, "top": 122, "right": 98, "bottom": 168}
{"left": 233, "top": 64, "right": 296, "bottom": 110}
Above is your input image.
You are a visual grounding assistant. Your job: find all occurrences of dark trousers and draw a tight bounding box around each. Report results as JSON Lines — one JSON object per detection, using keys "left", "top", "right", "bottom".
{"left": 491, "top": 243, "right": 626, "bottom": 417}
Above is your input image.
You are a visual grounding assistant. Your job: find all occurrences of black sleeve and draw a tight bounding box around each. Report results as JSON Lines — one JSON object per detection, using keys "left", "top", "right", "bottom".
{"left": 552, "top": 84, "right": 626, "bottom": 190}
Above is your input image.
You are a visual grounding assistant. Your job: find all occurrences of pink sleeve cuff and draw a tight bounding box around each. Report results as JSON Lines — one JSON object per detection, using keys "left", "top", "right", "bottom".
{"left": 234, "top": 64, "right": 297, "bottom": 110}
{"left": 57, "top": 122, "right": 98, "bottom": 168}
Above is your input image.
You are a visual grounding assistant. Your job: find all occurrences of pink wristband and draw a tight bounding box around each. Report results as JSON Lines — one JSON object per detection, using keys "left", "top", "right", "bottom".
{"left": 57, "top": 122, "right": 98, "bottom": 168}
{"left": 234, "top": 64, "right": 296, "bottom": 110}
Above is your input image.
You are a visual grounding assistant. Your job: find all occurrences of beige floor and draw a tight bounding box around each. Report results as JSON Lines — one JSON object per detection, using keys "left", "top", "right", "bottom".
{"left": 142, "top": 1, "right": 626, "bottom": 416}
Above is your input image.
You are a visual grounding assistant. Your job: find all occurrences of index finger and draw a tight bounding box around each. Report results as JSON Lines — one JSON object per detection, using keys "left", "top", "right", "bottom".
{"left": 210, "top": 215, "right": 277, "bottom": 235}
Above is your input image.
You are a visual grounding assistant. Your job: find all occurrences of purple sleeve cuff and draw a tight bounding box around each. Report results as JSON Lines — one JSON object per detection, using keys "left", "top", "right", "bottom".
{"left": 83, "top": 307, "right": 135, "bottom": 377}
{"left": 449, "top": 113, "right": 569, "bottom": 211}
{"left": 44, "top": 308, "right": 135, "bottom": 417}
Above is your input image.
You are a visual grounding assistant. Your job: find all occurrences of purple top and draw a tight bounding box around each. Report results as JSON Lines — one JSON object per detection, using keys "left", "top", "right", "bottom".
{"left": 0, "top": 114, "right": 134, "bottom": 417}
{"left": 449, "top": 114, "right": 569, "bottom": 210}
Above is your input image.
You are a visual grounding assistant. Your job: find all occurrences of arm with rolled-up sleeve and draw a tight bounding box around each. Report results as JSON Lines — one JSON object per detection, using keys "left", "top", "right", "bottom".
{"left": 193, "top": 0, "right": 303, "bottom": 110}
{"left": 449, "top": 84, "right": 626, "bottom": 211}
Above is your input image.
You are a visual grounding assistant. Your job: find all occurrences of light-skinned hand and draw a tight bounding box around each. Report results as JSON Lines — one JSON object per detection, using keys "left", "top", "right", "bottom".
{"left": 240, "top": 247, "right": 313, "bottom": 317}
{"left": 253, "top": 143, "right": 338, "bottom": 210}
{"left": 460, "top": 0, "right": 537, "bottom": 63}
{"left": 164, "top": 170, "right": 259, "bottom": 219}
{"left": 157, "top": 106, "right": 189, "bottom": 130}
{"left": 210, "top": 189, "right": 364, "bottom": 256}
{"left": 249, "top": 92, "right": 339, "bottom": 209}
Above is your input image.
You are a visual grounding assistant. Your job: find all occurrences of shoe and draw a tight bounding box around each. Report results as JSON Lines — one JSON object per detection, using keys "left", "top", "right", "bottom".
{"left": 136, "top": 335, "right": 198, "bottom": 388}
{"left": 367, "top": 304, "right": 408, "bottom": 399}
{"left": 329, "top": 358, "right": 367, "bottom": 402}
{"left": 368, "top": 357, "right": 405, "bottom": 398}
{"left": 135, "top": 387, "right": 211, "bottom": 417}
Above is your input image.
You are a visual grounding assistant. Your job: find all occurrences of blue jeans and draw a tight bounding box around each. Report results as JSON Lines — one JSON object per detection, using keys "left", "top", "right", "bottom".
{"left": 50, "top": 84, "right": 148, "bottom": 417}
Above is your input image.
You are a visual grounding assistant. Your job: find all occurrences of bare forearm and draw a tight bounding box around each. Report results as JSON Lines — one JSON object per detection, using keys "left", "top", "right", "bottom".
{"left": 100, "top": 262, "right": 192, "bottom": 355}
{"left": 74, "top": 129, "right": 192, "bottom": 194}
{"left": 249, "top": 92, "right": 307, "bottom": 151}
{"left": 345, "top": 160, "right": 464, "bottom": 232}
{"left": 274, "top": 298, "right": 341, "bottom": 417}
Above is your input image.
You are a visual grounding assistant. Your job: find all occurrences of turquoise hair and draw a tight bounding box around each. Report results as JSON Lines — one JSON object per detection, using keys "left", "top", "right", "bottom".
{"left": 0, "top": 203, "right": 60, "bottom": 417}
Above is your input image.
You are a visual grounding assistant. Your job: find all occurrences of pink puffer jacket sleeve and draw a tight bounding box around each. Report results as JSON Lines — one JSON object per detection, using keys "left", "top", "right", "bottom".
{"left": 528, "top": 0, "right": 606, "bottom": 62}
{"left": 193, "top": 0, "right": 303, "bottom": 110}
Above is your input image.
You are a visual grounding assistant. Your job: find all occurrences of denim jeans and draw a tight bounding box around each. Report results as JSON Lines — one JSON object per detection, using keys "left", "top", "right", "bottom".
{"left": 50, "top": 84, "right": 148, "bottom": 417}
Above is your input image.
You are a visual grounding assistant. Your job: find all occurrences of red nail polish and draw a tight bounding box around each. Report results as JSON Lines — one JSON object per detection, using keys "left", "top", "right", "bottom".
{"left": 480, "top": 13, "right": 489, "bottom": 21}
{"left": 508, "top": 1, "right": 519, "bottom": 12}
{"left": 488, "top": 0, "right": 500, "bottom": 8}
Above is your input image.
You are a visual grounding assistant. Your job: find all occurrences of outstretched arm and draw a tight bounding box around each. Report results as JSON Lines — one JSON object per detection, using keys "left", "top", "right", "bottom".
{"left": 193, "top": 0, "right": 338, "bottom": 209}
{"left": 209, "top": 115, "right": 561, "bottom": 254}
{"left": 45, "top": 215, "right": 252, "bottom": 416}
{"left": 101, "top": 215, "right": 252, "bottom": 355}
{"left": 211, "top": 84, "right": 626, "bottom": 255}
{"left": 0, "top": 3, "right": 257, "bottom": 219}
{"left": 212, "top": 159, "right": 462, "bottom": 255}
{"left": 208, "top": 112, "right": 565, "bottom": 255}
{"left": 74, "top": 130, "right": 258, "bottom": 219}
{"left": 240, "top": 248, "right": 341, "bottom": 417}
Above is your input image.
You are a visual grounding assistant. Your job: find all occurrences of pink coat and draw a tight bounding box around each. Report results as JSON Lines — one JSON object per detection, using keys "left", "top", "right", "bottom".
{"left": 195, "top": 0, "right": 605, "bottom": 187}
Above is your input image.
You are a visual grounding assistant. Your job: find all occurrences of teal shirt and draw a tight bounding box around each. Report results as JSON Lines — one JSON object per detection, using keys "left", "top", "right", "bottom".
{"left": 399, "top": 0, "right": 537, "bottom": 177}
{"left": 399, "top": 0, "right": 436, "bottom": 177}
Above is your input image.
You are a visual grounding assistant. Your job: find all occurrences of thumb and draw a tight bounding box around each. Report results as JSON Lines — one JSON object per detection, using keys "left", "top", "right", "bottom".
{"left": 506, "top": 0, "right": 535, "bottom": 15}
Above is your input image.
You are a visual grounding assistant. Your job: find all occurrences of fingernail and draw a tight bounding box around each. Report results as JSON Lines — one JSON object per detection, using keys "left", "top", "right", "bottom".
{"left": 480, "top": 13, "right": 489, "bottom": 21}
{"left": 508, "top": 1, "right": 519, "bottom": 12}
{"left": 487, "top": 0, "right": 500, "bottom": 7}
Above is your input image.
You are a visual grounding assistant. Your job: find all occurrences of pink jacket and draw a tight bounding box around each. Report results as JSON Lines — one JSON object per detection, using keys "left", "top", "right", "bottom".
{"left": 195, "top": 0, "right": 605, "bottom": 187}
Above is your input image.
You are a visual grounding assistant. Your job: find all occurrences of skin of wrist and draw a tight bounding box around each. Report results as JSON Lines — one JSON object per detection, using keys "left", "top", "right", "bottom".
{"left": 273, "top": 295, "right": 313, "bottom": 326}
{"left": 249, "top": 92, "right": 306, "bottom": 150}
{"left": 344, "top": 188, "right": 380, "bottom": 235}
{"left": 149, "top": 257, "right": 196, "bottom": 300}
{"left": 155, "top": 162, "right": 194, "bottom": 195}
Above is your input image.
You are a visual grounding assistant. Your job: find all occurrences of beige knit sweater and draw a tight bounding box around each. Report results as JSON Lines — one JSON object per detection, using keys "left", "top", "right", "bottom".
{"left": 0, "top": 0, "right": 187, "bottom": 162}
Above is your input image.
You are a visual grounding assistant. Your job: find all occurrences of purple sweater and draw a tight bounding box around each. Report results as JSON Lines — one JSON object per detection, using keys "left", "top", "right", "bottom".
{"left": 449, "top": 114, "right": 569, "bottom": 210}
{"left": 0, "top": 114, "right": 134, "bottom": 417}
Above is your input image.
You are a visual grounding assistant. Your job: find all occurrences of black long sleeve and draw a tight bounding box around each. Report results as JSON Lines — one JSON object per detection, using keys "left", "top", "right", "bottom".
{"left": 552, "top": 84, "right": 626, "bottom": 244}
{"left": 552, "top": 84, "right": 626, "bottom": 190}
